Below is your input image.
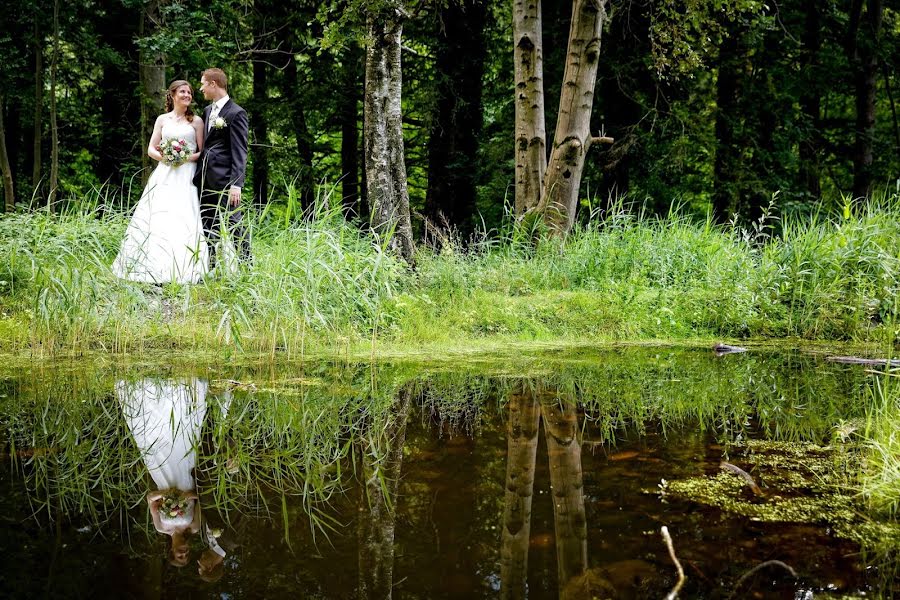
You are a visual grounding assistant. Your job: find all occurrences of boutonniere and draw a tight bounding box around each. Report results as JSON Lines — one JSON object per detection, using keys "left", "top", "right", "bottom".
{"left": 213, "top": 116, "right": 228, "bottom": 130}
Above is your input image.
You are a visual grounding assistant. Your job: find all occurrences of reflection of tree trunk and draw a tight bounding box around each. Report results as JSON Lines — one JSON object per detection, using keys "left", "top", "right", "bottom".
{"left": 500, "top": 385, "right": 541, "bottom": 600}
{"left": 540, "top": 393, "right": 586, "bottom": 598}
{"left": 358, "top": 387, "right": 411, "bottom": 600}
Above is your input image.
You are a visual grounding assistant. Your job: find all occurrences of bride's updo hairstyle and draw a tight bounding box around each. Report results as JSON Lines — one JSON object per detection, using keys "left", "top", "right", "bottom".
{"left": 164, "top": 79, "right": 196, "bottom": 122}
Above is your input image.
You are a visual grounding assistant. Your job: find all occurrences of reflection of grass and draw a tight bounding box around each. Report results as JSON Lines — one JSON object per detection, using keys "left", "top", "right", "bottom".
{"left": 0, "top": 193, "right": 898, "bottom": 356}
{"left": 862, "top": 372, "right": 900, "bottom": 518}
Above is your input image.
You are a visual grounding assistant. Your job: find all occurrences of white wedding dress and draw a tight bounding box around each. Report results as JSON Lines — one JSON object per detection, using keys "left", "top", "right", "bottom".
{"left": 112, "top": 120, "right": 209, "bottom": 283}
{"left": 117, "top": 378, "right": 208, "bottom": 492}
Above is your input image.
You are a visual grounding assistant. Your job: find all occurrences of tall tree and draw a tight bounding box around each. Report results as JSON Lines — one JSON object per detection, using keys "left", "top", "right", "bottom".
{"left": 514, "top": 0, "right": 612, "bottom": 234}
{"left": 847, "top": 0, "right": 884, "bottom": 199}
{"left": 48, "top": 0, "right": 60, "bottom": 206}
{"left": 536, "top": 0, "right": 611, "bottom": 234}
{"left": 31, "top": 20, "right": 43, "bottom": 192}
{"left": 424, "top": 0, "right": 488, "bottom": 238}
{"left": 340, "top": 47, "right": 364, "bottom": 219}
{"left": 0, "top": 98, "right": 14, "bottom": 211}
{"left": 251, "top": 17, "right": 270, "bottom": 206}
{"left": 139, "top": 0, "right": 166, "bottom": 185}
{"left": 798, "top": 0, "right": 823, "bottom": 201}
{"left": 513, "top": 0, "right": 546, "bottom": 216}
{"left": 363, "top": 1, "right": 415, "bottom": 262}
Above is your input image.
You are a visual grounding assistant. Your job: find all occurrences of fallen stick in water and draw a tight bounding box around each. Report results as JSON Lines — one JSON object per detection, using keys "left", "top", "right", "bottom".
{"left": 720, "top": 462, "right": 764, "bottom": 496}
{"left": 826, "top": 356, "right": 900, "bottom": 367}
{"left": 661, "top": 526, "right": 686, "bottom": 600}
{"left": 713, "top": 343, "right": 747, "bottom": 355}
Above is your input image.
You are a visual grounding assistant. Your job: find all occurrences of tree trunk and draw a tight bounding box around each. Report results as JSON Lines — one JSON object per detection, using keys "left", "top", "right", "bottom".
{"left": 252, "top": 57, "right": 269, "bottom": 205}
{"left": 850, "top": 0, "right": 883, "bottom": 200}
{"left": 32, "top": 22, "right": 43, "bottom": 192}
{"left": 281, "top": 53, "right": 315, "bottom": 213}
{"left": 424, "top": 0, "right": 487, "bottom": 238}
{"left": 712, "top": 33, "right": 742, "bottom": 222}
{"left": 500, "top": 384, "right": 541, "bottom": 600}
{"left": 340, "top": 47, "right": 363, "bottom": 219}
{"left": 513, "top": 0, "right": 547, "bottom": 216}
{"left": 798, "top": 0, "right": 822, "bottom": 202}
{"left": 0, "top": 98, "right": 15, "bottom": 212}
{"left": 364, "top": 6, "right": 415, "bottom": 263}
{"left": 357, "top": 387, "right": 411, "bottom": 600}
{"left": 540, "top": 392, "right": 587, "bottom": 598}
{"left": 48, "top": 0, "right": 60, "bottom": 207}
{"left": 139, "top": 0, "right": 166, "bottom": 188}
{"left": 538, "top": 0, "right": 609, "bottom": 235}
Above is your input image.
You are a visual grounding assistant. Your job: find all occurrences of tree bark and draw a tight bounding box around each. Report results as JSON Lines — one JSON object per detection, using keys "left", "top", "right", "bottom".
{"left": 252, "top": 57, "right": 269, "bottom": 205}
{"left": 424, "top": 0, "right": 487, "bottom": 238}
{"left": 48, "top": 0, "right": 60, "bottom": 207}
{"left": 798, "top": 0, "right": 822, "bottom": 202}
{"left": 0, "top": 98, "right": 14, "bottom": 212}
{"left": 538, "top": 0, "right": 609, "bottom": 235}
{"left": 139, "top": 0, "right": 166, "bottom": 188}
{"left": 500, "top": 384, "right": 541, "bottom": 600}
{"left": 357, "top": 387, "right": 411, "bottom": 600}
{"left": 32, "top": 21, "right": 43, "bottom": 192}
{"left": 850, "top": 0, "right": 883, "bottom": 200}
{"left": 540, "top": 392, "right": 587, "bottom": 598}
{"left": 340, "top": 47, "right": 363, "bottom": 219}
{"left": 713, "top": 32, "right": 742, "bottom": 222}
{"left": 513, "top": 0, "right": 547, "bottom": 216}
{"left": 281, "top": 53, "right": 315, "bottom": 213}
{"left": 364, "top": 5, "right": 415, "bottom": 263}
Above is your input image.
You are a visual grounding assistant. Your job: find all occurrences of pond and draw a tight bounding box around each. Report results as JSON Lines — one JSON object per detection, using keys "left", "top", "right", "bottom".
{"left": 0, "top": 347, "right": 897, "bottom": 599}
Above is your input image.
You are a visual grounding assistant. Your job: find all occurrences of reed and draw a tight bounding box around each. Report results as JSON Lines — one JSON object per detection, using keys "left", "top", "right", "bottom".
{"left": 1, "top": 187, "right": 898, "bottom": 355}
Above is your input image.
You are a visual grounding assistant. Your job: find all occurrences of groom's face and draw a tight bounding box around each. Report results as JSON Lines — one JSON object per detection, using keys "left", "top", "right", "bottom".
{"left": 199, "top": 76, "right": 214, "bottom": 101}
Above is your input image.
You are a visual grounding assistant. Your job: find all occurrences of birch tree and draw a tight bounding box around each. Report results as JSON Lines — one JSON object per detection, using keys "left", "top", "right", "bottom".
{"left": 363, "top": 1, "right": 415, "bottom": 262}
{"left": 514, "top": 0, "right": 612, "bottom": 235}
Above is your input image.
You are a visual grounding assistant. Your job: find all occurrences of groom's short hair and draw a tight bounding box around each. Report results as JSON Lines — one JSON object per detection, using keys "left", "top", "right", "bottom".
{"left": 202, "top": 68, "right": 228, "bottom": 90}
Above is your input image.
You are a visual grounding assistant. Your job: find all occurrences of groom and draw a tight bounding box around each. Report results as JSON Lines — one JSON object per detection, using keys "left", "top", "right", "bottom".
{"left": 194, "top": 68, "right": 252, "bottom": 267}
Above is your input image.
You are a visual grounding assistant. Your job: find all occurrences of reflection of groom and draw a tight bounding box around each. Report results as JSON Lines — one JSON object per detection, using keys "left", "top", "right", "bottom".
{"left": 194, "top": 68, "right": 252, "bottom": 268}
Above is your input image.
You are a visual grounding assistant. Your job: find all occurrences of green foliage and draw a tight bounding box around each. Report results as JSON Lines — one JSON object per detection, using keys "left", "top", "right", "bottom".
{"left": 2, "top": 191, "right": 898, "bottom": 354}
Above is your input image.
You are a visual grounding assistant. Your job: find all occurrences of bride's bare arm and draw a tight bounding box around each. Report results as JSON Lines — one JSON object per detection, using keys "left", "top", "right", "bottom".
{"left": 147, "top": 116, "right": 165, "bottom": 162}
{"left": 190, "top": 118, "right": 205, "bottom": 162}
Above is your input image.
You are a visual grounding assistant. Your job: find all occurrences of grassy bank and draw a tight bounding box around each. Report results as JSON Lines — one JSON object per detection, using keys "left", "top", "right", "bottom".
{"left": 1, "top": 193, "right": 898, "bottom": 356}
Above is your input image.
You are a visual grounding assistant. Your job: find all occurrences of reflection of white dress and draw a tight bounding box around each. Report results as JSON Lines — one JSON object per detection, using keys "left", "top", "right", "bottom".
{"left": 112, "top": 120, "right": 209, "bottom": 283}
{"left": 117, "top": 378, "right": 208, "bottom": 492}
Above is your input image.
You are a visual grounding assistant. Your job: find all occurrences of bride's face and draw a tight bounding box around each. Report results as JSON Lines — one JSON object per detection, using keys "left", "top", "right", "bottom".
{"left": 173, "top": 85, "right": 192, "bottom": 109}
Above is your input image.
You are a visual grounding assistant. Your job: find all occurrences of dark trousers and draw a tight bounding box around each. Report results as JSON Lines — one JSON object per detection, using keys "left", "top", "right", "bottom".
{"left": 199, "top": 189, "right": 252, "bottom": 268}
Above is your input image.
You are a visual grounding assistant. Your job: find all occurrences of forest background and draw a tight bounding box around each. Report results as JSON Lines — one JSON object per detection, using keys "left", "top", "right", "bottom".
{"left": 1, "top": 0, "right": 897, "bottom": 231}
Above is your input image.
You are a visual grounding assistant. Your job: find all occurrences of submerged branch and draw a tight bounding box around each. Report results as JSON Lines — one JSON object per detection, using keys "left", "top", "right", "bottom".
{"left": 720, "top": 462, "right": 763, "bottom": 496}
{"left": 727, "top": 560, "right": 797, "bottom": 600}
{"left": 661, "top": 526, "right": 685, "bottom": 600}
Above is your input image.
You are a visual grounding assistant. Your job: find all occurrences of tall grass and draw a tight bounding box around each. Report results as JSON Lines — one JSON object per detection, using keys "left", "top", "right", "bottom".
{"left": 1, "top": 187, "right": 898, "bottom": 355}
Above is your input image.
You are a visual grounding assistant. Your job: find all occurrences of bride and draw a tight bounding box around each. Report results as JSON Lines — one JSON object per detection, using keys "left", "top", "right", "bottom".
{"left": 112, "top": 80, "right": 209, "bottom": 283}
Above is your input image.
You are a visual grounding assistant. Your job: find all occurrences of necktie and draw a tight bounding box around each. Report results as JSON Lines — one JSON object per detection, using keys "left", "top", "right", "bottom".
{"left": 208, "top": 103, "right": 219, "bottom": 132}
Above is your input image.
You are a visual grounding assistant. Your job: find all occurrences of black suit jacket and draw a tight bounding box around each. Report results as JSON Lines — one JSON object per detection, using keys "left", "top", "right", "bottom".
{"left": 193, "top": 99, "right": 249, "bottom": 198}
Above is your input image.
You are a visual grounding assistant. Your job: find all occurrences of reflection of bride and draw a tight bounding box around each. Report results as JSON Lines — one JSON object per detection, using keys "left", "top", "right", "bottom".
{"left": 117, "top": 378, "right": 208, "bottom": 566}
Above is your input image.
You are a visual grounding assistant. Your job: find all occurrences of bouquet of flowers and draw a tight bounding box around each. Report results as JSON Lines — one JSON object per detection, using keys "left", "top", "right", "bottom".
{"left": 157, "top": 492, "right": 194, "bottom": 527}
{"left": 159, "top": 137, "right": 193, "bottom": 167}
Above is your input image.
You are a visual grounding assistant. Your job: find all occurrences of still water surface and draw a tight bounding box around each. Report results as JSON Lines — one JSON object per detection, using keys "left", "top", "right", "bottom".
{"left": 0, "top": 347, "right": 896, "bottom": 599}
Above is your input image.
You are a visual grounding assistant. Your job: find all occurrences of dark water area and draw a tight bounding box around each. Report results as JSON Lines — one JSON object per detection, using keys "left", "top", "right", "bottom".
{"left": 0, "top": 347, "right": 897, "bottom": 599}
